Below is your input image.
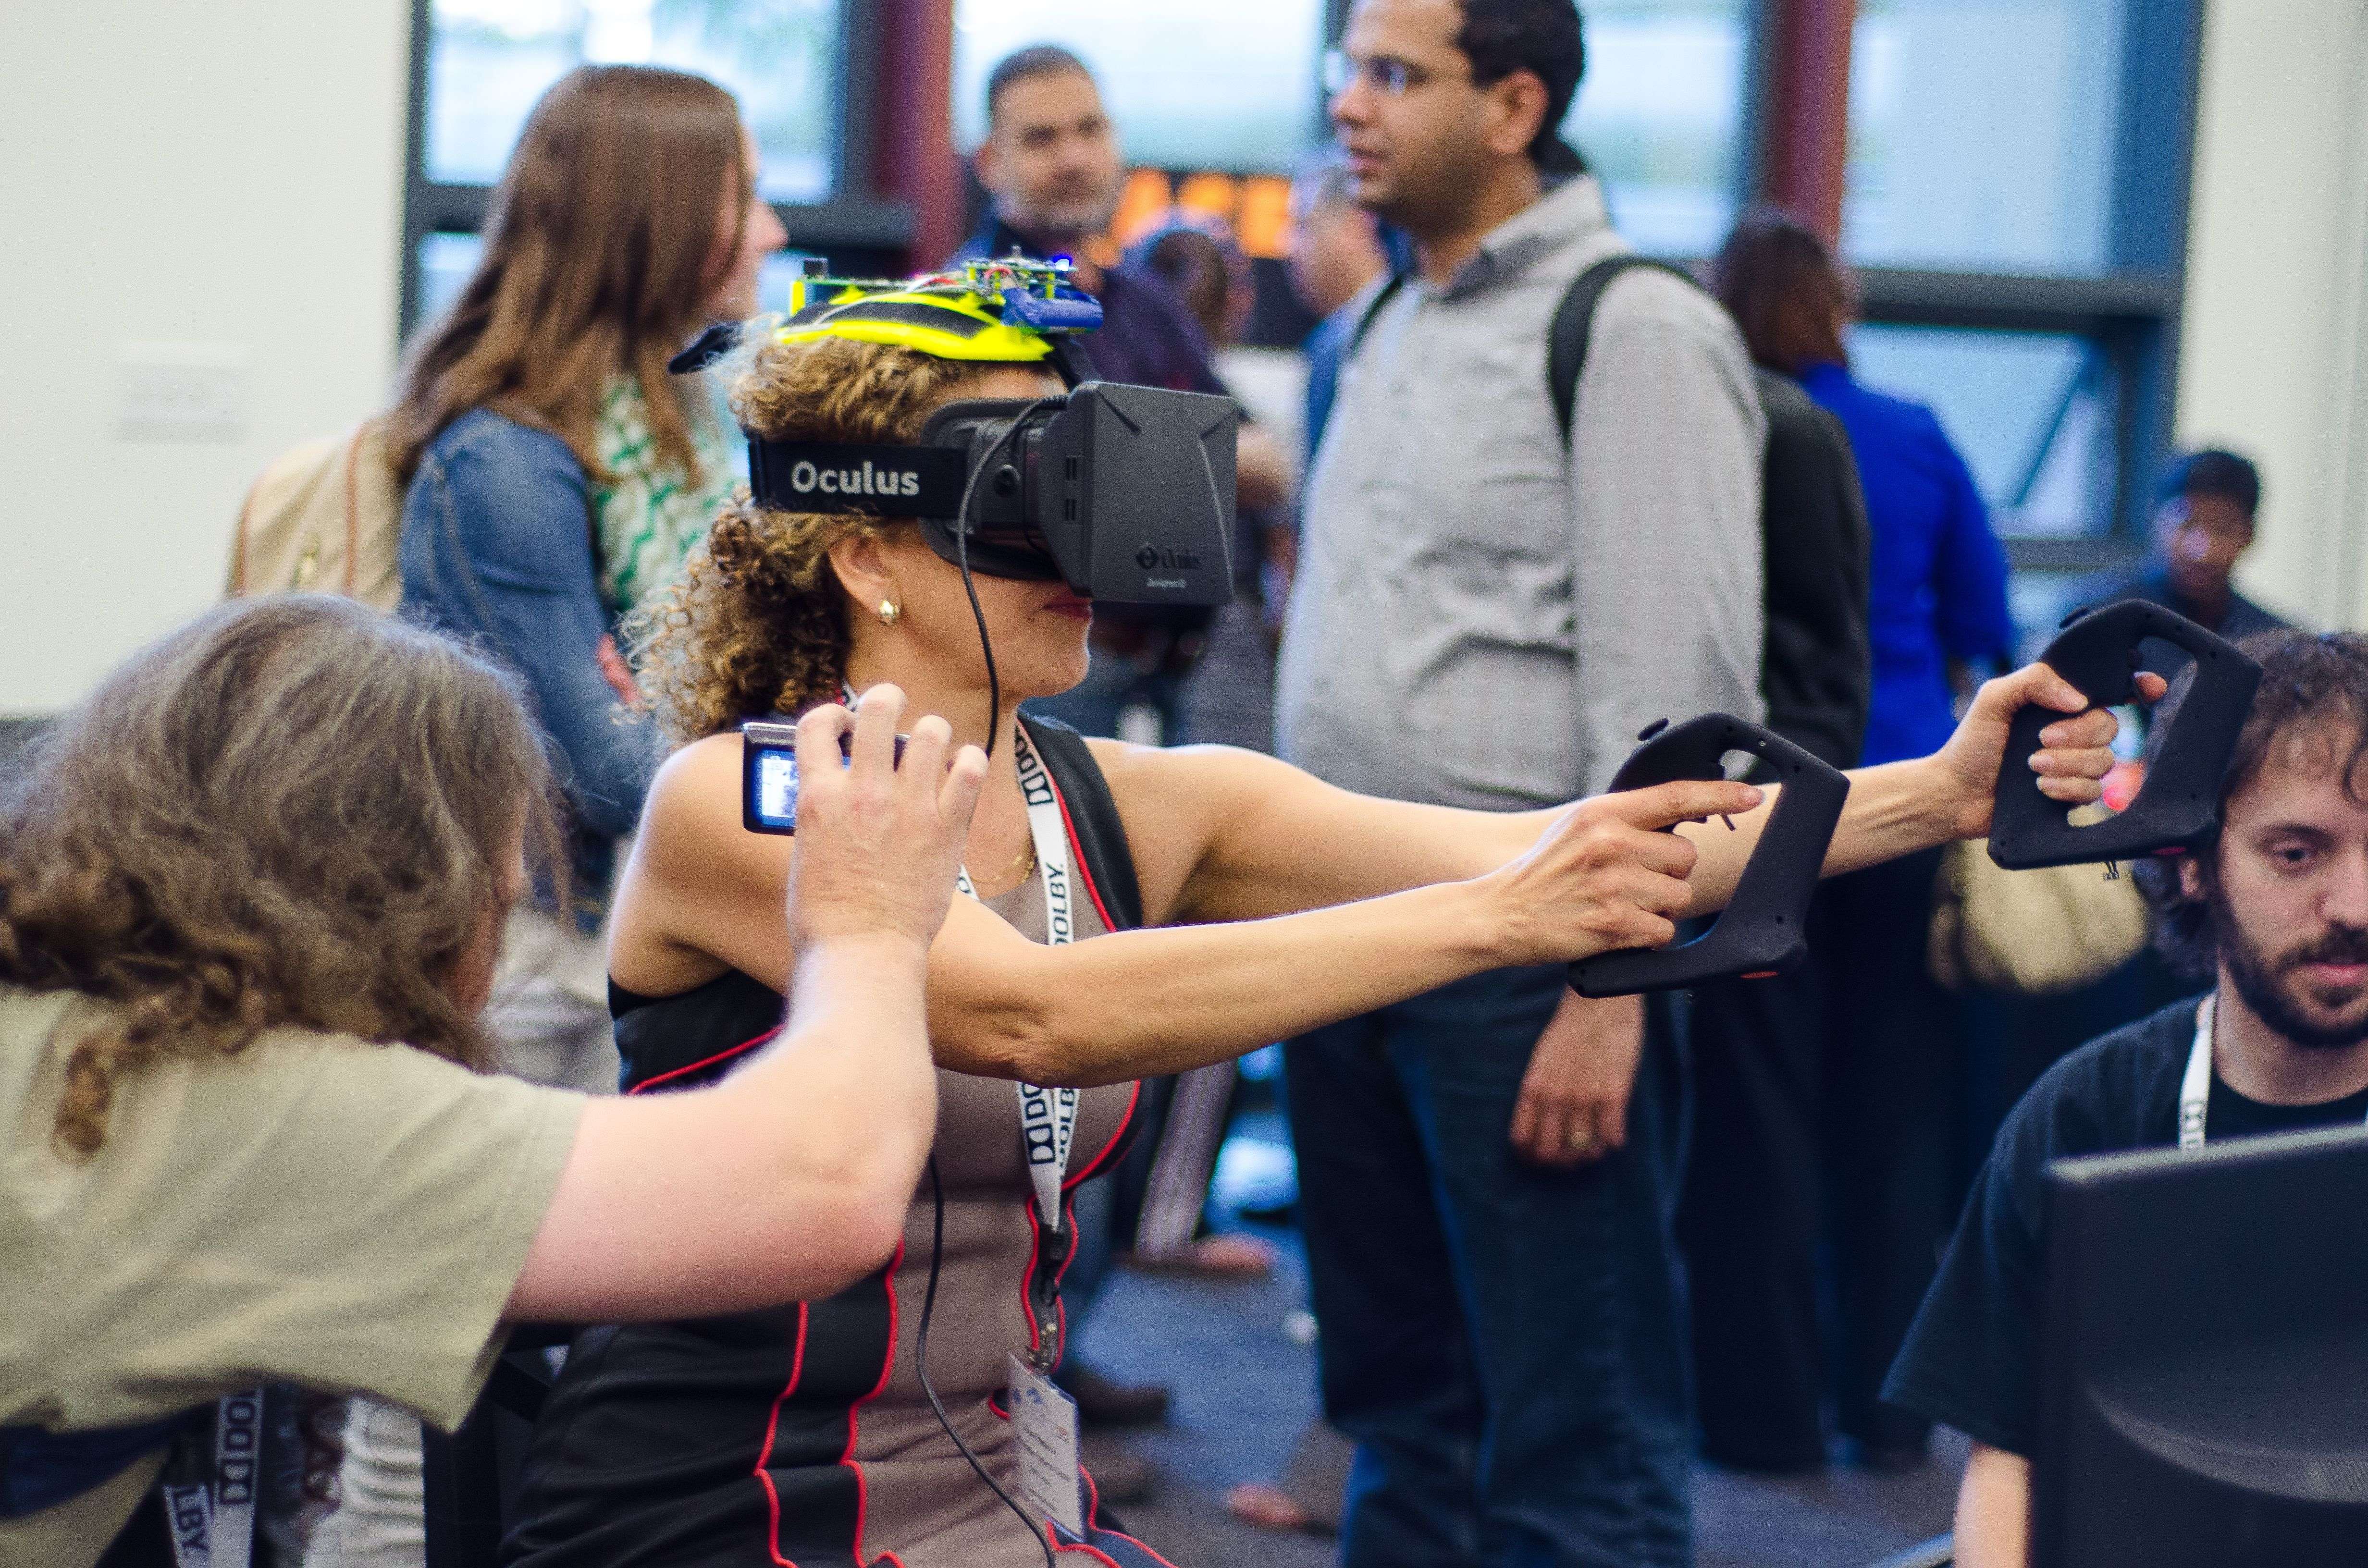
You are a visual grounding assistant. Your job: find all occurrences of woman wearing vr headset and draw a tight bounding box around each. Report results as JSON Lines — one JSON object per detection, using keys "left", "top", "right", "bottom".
{"left": 502, "top": 274, "right": 2134, "bottom": 1568}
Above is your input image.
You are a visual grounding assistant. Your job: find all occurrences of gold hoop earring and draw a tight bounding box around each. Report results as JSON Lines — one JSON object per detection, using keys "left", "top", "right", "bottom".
{"left": 878, "top": 599, "right": 901, "bottom": 627}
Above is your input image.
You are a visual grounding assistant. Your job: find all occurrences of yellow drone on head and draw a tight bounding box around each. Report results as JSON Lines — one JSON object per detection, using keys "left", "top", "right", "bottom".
{"left": 775, "top": 253, "right": 1104, "bottom": 366}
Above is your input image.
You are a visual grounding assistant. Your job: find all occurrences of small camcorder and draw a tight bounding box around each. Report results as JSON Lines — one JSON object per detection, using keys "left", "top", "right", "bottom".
{"left": 740, "top": 721, "right": 908, "bottom": 835}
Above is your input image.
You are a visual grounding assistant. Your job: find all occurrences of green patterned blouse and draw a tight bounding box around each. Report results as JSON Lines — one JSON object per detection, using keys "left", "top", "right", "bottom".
{"left": 592, "top": 374, "right": 742, "bottom": 615}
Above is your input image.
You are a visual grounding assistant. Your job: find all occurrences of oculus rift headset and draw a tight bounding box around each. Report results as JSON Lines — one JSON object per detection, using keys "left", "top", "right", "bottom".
{"left": 693, "top": 256, "right": 1239, "bottom": 610}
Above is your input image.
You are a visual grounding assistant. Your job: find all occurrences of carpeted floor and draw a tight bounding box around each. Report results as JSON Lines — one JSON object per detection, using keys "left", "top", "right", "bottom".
{"left": 1075, "top": 1233, "right": 1961, "bottom": 1568}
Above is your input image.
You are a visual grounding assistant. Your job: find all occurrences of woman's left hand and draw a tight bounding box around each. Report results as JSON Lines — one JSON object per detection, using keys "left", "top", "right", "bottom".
{"left": 1927, "top": 662, "right": 2169, "bottom": 840}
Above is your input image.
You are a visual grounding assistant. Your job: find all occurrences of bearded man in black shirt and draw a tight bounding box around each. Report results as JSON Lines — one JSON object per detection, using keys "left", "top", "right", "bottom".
{"left": 1885, "top": 628, "right": 2368, "bottom": 1568}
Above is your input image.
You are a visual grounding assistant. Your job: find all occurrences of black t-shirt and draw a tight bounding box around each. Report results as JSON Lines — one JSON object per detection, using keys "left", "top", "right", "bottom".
{"left": 1883, "top": 994, "right": 2368, "bottom": 1456}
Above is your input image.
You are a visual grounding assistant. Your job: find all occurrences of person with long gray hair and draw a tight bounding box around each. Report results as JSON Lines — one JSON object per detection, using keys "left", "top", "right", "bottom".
{"left": 0, "top": 595, "right": 982, "bottom": 1568}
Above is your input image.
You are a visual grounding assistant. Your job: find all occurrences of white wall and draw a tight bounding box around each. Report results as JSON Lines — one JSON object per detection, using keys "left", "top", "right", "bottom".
{"left": 2177, "top": 0, "right": 2368, "bottom": 632}
{"left": 0, "top": 0, "right": 412, "bottom": 716}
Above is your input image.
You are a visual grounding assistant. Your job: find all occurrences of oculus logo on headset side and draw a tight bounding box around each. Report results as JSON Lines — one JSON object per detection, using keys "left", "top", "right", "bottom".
{"left": 1135, "top": 545, "right": 1204, "bottom": 571}
{"left": 787, "top": 458, "right": 924, "bottom": 498}
{"left": 1135, "top": 546, "right": 1159, "bottom": 569}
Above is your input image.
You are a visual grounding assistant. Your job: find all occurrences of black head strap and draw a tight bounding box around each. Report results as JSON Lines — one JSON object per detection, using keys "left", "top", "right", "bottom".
{"left": 746, "top": 439, "right": 968, "bottom": 517}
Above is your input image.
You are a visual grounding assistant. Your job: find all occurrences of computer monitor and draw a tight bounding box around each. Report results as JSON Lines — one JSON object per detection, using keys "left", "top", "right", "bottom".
{"left": 2035, "top": 1124, "right": 2368, "bottom": 1566}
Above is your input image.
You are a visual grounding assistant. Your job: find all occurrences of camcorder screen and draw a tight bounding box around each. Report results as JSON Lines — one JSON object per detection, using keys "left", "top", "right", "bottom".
{"left": 754, "top": 749, "right": 799, "bottom": 830}
{"left": 740, "top": 720, "right": 909, "bottom": 835}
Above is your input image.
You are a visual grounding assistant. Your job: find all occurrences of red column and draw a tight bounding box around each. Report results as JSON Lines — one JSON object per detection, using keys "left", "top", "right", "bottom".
{"left": 1756, "top": 0, "right": 1858, "bottom": 245}
{"left": 872, "top": 0, "right": 961, "bottom": 270}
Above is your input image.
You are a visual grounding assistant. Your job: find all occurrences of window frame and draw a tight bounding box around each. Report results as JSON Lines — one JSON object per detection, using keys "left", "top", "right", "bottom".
{"left": 398, "top": 0, "right": 916, "bottom": 338}
{"left": 1737, "top": 0, "right": 2207, "bottom": 563}
{"left": 402, "top": 0, "right": 2206, "bottom": 561}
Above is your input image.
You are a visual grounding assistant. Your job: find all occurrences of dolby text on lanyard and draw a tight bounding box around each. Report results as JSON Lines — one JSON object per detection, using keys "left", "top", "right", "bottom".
{"left": 953, "top": 724, "right": 1081, "bottom": 1232}
{"left": 161, "top": 1390, "right": 261, "bottom": 1568}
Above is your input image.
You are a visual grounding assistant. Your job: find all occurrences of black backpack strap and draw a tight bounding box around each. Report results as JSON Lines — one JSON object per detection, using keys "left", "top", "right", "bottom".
{"left": 1343, "top": 271, "right": 1410, "bottom": 362}
{"left": 1751, "top": 369, "right": 1873, "bottom": 768}
{"left": 1016, "top": 714, "right": 1145, "bottom": 931}
{"left": 1546, "top": 255, "right": 1702, "bottom": 447}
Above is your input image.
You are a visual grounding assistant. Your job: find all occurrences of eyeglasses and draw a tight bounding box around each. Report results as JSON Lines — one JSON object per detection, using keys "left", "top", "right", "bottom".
{"left": 1322, "top": 49, "right": 1469, "bottom": 98}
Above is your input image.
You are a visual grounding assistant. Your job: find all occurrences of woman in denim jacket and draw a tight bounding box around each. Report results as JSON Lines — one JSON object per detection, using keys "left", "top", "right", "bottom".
{"left": 340, "top": 62, "right": 782, "bottom": 1568}
{"left": 392, "top": 61, "right": 784, "bottom": 1080}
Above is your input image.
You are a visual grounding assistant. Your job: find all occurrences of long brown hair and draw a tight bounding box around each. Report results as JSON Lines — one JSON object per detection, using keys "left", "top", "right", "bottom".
{"left": 391, "top": 65, "right": 749, "bottom": 484}
{"left": 1710, "top": 209, "right": 1854, "bottom": 376}
{"left": 629, "top": 335, "right": 993, "bottom": 746}
{"left": 0, "top": 596, "right": 562, "bottom": 1156}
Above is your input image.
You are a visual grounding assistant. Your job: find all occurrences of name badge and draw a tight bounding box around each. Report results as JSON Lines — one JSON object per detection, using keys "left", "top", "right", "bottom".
{"left": 1006, "top": 1353, "right": 1084, "bottom": 1537}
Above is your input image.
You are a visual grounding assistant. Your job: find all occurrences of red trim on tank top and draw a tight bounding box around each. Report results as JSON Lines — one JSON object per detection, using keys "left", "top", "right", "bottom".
{"left": 1071, "top": 1467, "right": 1185, "bottom": 1566}
{"left": 754, "top": 1301, "right": 809, "bottom": 1565}
{"left": 1065, "top": 1080, "right": 1142, "bottom": 1190}
{"left": 626, "top": 1027, "right": 777, "bottom": 1095}
{"left": 1052, "top": 788, "right": 1121, "bottom": 935}
{"left": 1050, "top": 1530, "right": 1122, "bottom": 1564}
{"left": 845, "top": 1239, "right": 907, "bottom": 1566}
{"left": 752, "top": 1245, "right": 909, "bottom": 1568}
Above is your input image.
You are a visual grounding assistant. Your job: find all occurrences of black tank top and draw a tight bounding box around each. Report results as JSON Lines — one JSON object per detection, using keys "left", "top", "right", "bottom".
{"left": 504, "top": 716, "right": 1179, "bottom": 1568}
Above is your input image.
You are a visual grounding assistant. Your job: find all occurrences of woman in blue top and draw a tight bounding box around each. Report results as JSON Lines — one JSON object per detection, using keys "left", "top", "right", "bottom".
{"left": 1679, "top": 211, "right": 2017, "bottom": 1475}
{"left": 1717, "top": 215, "right": 2017, "bottom": 762}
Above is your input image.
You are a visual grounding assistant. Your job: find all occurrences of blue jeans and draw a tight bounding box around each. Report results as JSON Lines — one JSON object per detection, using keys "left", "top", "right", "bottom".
{"left": 1285, "top": 967, "right": 1694, "bottom": 1568}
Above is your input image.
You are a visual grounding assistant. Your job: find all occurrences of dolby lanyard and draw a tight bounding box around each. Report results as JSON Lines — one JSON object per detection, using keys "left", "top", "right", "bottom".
{"left": 955, "top": 724, "right": 1083, "bottom": 1373}
{"left": 833, "top": 687, "right": 1082, "bottom": 1227}
{"left": 2179, "top": 994, "right": 2368, "bottom": 1152}
{"left": 160, "top": 1391, "right": 261, "bottom": 1568}
{"left": 953, "top": 723, "right": 1082, "bottom": 1233}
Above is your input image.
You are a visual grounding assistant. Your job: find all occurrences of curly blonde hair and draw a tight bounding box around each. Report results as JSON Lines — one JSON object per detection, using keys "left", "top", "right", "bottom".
{"left": 629, "top": 335, "right": 997, "bottom": 744}
{"left": 0, "top": 596, "right": 562, "bottom": 1156}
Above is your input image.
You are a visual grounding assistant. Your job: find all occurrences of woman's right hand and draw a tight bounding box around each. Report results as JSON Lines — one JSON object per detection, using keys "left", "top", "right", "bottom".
{"left": 785, "top": 684, "right": 989, "bottom": 955}
{"left": 1479, "top": 779, "right": 1764, "bottom": 966}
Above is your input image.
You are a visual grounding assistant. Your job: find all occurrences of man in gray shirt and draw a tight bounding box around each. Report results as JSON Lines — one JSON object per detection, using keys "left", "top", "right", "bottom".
{"left": 1275, "top": 1, "right": 1762, "bottom": 1562}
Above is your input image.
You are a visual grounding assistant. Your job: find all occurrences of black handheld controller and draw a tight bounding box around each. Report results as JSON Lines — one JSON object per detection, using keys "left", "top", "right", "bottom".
{"left": 1987, "top": 600, "right": 2262, "bottom": 871}
{"left": 1568, "top": 714, "right": 1851, "bottom": 999}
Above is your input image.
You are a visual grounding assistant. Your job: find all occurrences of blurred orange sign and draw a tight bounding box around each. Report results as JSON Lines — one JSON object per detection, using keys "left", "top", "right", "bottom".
{"left": 1099, "top": 168, "right": 1295, "bottom": 261}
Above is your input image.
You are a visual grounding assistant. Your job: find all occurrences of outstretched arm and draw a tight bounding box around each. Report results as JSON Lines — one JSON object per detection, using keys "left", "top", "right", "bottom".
{"left": 608, "top": 668, "right": 2129, "bottom": 1097}
{"left": 616, "top": 727, "right": 1758, "bottom": 1089}
{"left": 1669, "top": 662, "right": 2161, "bottom": 914}
{"left": 1113, "top": 662, "right": 2140, "bottom": 929}
{"left": 1006, "top": 661, "right": 2123, "bottom": 1084}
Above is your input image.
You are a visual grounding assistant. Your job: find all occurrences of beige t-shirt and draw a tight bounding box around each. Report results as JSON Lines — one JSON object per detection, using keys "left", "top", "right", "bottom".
{"left": 0, "top": 987, "right": 584, "bottom": 1565}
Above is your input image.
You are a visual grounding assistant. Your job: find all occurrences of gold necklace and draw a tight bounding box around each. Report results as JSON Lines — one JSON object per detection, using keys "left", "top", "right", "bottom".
{"left": 970, "top": 837, "right": 1036, "bottom": 894}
